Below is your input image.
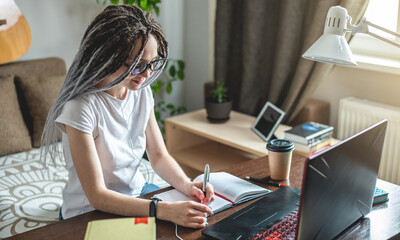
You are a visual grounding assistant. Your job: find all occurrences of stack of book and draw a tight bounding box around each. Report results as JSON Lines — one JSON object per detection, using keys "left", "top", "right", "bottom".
{"left": 284, "top": 121, "right": 334, "bottom": 155}
{"left": 373, "top": 187, "right": 389, "bottom": 204}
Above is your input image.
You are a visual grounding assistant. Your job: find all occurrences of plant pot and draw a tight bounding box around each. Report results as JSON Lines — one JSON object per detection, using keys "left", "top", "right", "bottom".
{"left": 205, "top": 98, "right": 232, "bottom": 123}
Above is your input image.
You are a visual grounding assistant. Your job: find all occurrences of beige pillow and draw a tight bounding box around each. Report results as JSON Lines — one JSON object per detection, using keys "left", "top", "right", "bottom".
{"left": 0, "top": 75, "right": 32, "bottom": 155}
{"left": 17, "top": 75, "right": 64, "bottom": 147}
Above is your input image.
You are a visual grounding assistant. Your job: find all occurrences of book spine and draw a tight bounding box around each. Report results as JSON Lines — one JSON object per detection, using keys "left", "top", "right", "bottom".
{"left": 305, "top": 129, "right": 333, "bottom": 142}
{"left": 286, "top": 131, "right": 332, "bottom": 145}
{"left": 306, "top": 132, "right": 332, "bottom": 145}
{"left": 309, "top": 139, "right": 331, "bottom": 152}
{"left": 293, "top": 138, "right": 332, "bottom": 154}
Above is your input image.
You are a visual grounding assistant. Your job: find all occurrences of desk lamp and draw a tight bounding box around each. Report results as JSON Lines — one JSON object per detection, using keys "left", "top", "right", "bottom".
{"left": 302, "top": 5, "right": 400, "bottom": 66}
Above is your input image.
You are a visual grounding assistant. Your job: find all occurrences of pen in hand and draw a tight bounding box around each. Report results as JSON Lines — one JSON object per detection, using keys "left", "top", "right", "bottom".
{"left": 245, "top": 176, "right": 285, "bottom": 187}
{"left": 202, "top": 164, "right": 210, "bottom": 204}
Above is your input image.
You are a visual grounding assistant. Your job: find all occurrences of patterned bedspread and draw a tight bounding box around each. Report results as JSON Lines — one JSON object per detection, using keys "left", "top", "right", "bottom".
{"left": 0, "top": 143, "right": 169, "bottom": 238}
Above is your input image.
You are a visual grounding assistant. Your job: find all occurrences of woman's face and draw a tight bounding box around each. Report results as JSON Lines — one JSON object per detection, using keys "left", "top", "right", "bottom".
{"left": 102, "top": 34, "right": 159, "bottom": 93}
{"left": 122, "top": 34, "right": 159, "bottom": 90}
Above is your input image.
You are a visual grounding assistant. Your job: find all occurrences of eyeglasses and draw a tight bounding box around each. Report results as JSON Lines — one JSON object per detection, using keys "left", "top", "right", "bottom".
{"left": 124, "top": 58, "right": 167, "bottom": 75}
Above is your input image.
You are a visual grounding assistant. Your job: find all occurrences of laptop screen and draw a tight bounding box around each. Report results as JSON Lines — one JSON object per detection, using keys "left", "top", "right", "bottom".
{"left": 202, "top": 120, "right": 387, "bottom": 240}
{"left": 296, "top": 119, "right": 387, "bottom": 239}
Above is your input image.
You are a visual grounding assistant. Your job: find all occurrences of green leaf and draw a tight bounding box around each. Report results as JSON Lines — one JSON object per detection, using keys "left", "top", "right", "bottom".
{"left": 154, "top": 6, "right": 160, "bottom": 16}
{"left": 110, "top": 0, "right": 119, "bottom": 4}
{"left": 178, "top": 106, "right": 187, "bottom": 113}
{"left": 158, "top": 100, "right": 165, "bottom": 106}
{"left": 166, "top": 83, "right": 172, "bottom": 94}
{"left": 177, "top": 60, "right": 185, "bottom": 70}
{"left": 169, "top": 65, "right": 176, "bottom": 77}
{"left": 171, "top": 110, "right": 176, "bottom": 116}
{"left": 152, "top": 86, "right": 159, "bottom": 94}
{"left": 177, "top": 70, "right": 184, "bottom": 80}
{"left": 166, "top": 104, "right": 174, "bottom": 110}
{"left": 152, "top": 81, "right": 163, "bottom": 94}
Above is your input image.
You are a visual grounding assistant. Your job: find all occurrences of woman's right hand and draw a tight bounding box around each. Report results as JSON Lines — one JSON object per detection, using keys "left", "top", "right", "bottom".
{"left": 157, "top": 200, "right": 213, "bottom": 228}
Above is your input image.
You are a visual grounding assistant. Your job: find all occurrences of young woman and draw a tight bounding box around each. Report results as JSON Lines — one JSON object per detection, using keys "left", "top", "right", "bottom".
{"left": 42, "top": 4, "right": 213, "bottom": 228}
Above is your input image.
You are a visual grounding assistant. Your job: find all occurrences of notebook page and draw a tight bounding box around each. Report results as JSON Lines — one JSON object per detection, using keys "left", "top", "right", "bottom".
{"left": 194, "top": 172, "right": 270, "bottom": 203}
{"left": 153, "top": 189, "right": 232, "bottom": 213}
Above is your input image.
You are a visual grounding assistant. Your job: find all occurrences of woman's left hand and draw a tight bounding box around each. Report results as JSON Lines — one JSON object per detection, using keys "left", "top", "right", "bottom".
{"left": 184, "top": 181, "right": 215, "bottom": 206}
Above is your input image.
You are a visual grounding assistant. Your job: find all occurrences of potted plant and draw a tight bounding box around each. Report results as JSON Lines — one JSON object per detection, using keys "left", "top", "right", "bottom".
{"left": 205, "top": 81, "right": 232, "bottom": 123}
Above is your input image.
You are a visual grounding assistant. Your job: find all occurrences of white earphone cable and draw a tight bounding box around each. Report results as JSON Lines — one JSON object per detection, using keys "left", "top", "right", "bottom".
{"left": 120, "top": 90, "right": 151, "bottom": 195}
{"left": 175, "top": 223, "right": 183, "bottom": 240}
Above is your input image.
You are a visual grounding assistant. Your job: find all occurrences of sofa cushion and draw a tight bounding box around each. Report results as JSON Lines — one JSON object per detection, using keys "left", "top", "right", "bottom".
{"left": 0, "top": 57, "right": 67, "bottom": 144}
{"left": 16, "top": 75, "right": 64, "bottom": 147}
{"left": 0, "top": 75, "right": 32, "bottom": 155}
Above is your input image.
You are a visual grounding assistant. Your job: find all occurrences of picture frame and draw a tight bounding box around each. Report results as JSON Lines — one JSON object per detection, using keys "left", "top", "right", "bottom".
{"left": 251, "top": 101, "right": 285, "bottom": 142}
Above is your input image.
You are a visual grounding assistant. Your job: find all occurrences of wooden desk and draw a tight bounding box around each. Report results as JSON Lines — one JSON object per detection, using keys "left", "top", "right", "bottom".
{"left": 5, "top": 154, "right": 400, "bottom": 240}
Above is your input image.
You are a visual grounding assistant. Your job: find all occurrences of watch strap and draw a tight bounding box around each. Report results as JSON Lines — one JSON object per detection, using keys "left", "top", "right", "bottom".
{"left": 149, "top": 197, "right": 161, "bottom": 218}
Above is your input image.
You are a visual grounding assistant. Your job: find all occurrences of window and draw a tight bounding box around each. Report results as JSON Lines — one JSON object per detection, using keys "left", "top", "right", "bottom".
{"left": 349, "top": 0, "right": 400, "bottom": 62}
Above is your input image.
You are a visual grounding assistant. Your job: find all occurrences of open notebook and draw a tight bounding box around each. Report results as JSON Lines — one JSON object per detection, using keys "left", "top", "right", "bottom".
{"left": 153, "top": 172, "right": 271, "bottom": 213}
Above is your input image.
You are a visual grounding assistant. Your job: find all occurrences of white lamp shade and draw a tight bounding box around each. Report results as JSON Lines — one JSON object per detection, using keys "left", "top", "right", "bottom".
{"left": 302, "top": 6, "right": 357, "bottom": 66}
{"left": 302, "top": 33, "right": 357, "bottom": 66}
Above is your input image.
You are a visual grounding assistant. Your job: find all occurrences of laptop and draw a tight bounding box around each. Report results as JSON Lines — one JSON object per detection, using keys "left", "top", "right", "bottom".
{"left": 202, "top": 120, "right": 387, "bottom": 240}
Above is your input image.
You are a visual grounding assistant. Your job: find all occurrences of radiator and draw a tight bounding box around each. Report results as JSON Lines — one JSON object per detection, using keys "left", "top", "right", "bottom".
{"left": 338, "top": 97, "right": 400, "bottom": 185}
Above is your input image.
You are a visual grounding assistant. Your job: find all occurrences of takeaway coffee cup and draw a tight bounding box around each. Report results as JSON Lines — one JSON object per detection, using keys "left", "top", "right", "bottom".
{"left": 266, "top": 139, "right": 294, "bottom": 180}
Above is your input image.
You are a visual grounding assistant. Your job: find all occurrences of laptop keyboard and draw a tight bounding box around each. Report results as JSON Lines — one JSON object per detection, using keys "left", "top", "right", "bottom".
{"left": 249, "top": 208, "right": 298, "bottom": 240}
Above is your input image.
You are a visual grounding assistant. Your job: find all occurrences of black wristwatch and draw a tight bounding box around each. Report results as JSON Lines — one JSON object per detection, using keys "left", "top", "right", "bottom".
{"left": 149, "top": 197, "right": 161, "bottom": 218}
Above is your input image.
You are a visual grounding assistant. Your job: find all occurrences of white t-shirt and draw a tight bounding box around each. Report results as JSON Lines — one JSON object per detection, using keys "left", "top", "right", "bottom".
{"left": 56, "top": 86, "right": 154, "bottom": 219}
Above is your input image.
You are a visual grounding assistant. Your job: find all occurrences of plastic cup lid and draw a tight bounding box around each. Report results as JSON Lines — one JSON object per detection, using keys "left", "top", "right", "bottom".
{"left": 266, "top": 139, "right": 294, "bottom": 152}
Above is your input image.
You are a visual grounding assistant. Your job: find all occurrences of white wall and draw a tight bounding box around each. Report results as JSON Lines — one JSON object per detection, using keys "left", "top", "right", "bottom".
{"left": 156, "top": 0, "right": 185, "bottom": 111}
{"left": 182, "top": 0, "right": 213, "bottom": 111}
{"left": 16, "top": 0, "right": 104, "bottom": 69}
{"left": 311, "top": 66, "right": 400, "bottom": 131}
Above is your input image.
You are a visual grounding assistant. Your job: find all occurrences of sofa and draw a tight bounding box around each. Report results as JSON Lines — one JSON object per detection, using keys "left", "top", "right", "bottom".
{"left": 0, "top": 57, "right": 168, "bottom": 238}
{"left": 0, "top": 57, "right": 68, "bottom": 238}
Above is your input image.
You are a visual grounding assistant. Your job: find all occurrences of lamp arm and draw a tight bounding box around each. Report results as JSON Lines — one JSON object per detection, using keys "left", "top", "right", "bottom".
{"left": 349, "top": 17, "right": 400, "bottom": 48}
